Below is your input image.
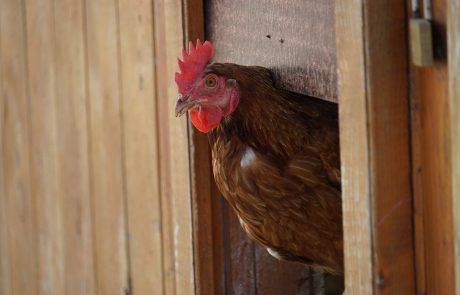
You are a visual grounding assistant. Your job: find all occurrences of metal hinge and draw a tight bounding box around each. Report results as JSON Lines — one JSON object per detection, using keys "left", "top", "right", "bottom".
{"left": 409, "top": 0, "right": 434, "bottom": 66}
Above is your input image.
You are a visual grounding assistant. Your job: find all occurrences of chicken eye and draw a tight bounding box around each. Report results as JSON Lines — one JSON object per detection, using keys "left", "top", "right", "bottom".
{"left": 205, "top": 76, "right": 217, "bottom": 88}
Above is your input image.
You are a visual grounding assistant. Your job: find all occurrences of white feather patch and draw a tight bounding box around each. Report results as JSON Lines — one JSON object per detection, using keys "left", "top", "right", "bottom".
{"left": 267, "top": 248, "right": 282, "bottom": 260}
{"left": 240, "top": 147, "right": 256, "bottom": 168}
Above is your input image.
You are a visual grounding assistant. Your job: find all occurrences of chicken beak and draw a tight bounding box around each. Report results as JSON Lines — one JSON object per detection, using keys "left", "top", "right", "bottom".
{"left": 175, "top": 95, "right": 196, "bottom": 117}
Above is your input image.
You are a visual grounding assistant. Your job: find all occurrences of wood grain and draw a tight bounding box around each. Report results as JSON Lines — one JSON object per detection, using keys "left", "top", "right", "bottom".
{"left": 337, "top": 0, "right": 416, "bottom": 294}
{"left": 153, "top": 0, "right": 196, "bottom": 293}
{"left": 182, "top": 0, "right": 226, "bottom": 294}
{"left": 407, "top": 4, "right": 427, "bottom": 292}
{"left": 448, "top": 0, "right": 460, "bottom": 293}
{"left": 152, "top": 0, "right": 176, "bottom": 293}
{"left": 84, "top": 0, "right": 129, "bottom": 293}
{"left": 0, "top": 16, "right": 11, "bottom": 295}
{"left": 336, "top": 1, "right": 372, "bottom": 292}
{"left": 0, "top": 0, "right": 38, "bottom": 293}
{"left": 410, "top": 0, "right": 455, "bottom": 294}
{"left": 366, "top": 2, "right": 415, "bottom": 294}
{"left": 205, "top": 0, "right": 337, "bottom": 102}
{"left": 117, "top": 0, "right": 164, "bottom": 293}
{"left": 54, "top": 0, "right": 96, "bottom": 293}
{"left": 24, "top": 1, "right": 65, "bottom": 293}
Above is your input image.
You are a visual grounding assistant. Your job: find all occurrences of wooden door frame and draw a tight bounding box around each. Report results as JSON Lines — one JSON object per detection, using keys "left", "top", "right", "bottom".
{"left": 336, "top": 1, "right": 416, "bottom": 294}
{"left": 448, "top": 0, "right": 460, "bottom": 293}
{"left": 174, "top": 0, "right": 460, "bottom": 294}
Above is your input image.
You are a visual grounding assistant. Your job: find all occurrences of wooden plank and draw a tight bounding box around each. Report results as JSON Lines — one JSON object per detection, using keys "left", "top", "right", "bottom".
{"left": 336, "top": 1, "right": 372, "bottom": 293}
{"left": 206, "top": 0, "right": 337, "bottom": 102}
{"left": 152, "top": 0, "right": 176, "bottom": 293}
{"left": 0, "top": 17, "right": 11, "bottom": 295}
{"left": 365, "top": 2, "right": 415, "bottom": 294}
{"left": 337, "top": 0, "right": 416, "bottom": 294}
{"left": 188, "top": 127, "right": 224, "bottom": 295}
{"left": 53, "top": 0, "right": 96, "bottom": 293}
{"left": 24, "top": 1, "right": 65, "bottom": 294}
{"left": 407, "top": 3, "right": 427, "bottom": 291}
{"left": 409, "top": 57, "right": 427, "bottom": 295}
{"left": 151, "top": 0, "right": 172, "bottom": 292}
{"left": 0, "top": 0, "right": 38, "bottom": 294}
{"left": 448, "top": 0, "right": 460, "bottom": 293}
{"left": 182, "top": 1, "right": 226, "bottom": 294}
{"left": 410, "top": 0, "right": 455, "bottom": 293}
{"left": 117, "top": 0, "right": 164, "bottom": 293}
{"left": 153, "top": 0, "right": 195, "bottom": 293}
{"left": 84, "top": 0, "right": 129, "bottom": 293}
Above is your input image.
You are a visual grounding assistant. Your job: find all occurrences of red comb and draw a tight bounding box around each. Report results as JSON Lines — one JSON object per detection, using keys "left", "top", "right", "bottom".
{"left": 175, "top": 39, "right": 214, "bottom": 94}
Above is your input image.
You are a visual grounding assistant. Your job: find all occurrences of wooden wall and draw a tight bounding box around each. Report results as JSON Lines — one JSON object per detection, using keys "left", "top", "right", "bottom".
{"left": 0, "top": 0, "right": 193, "bottom": 294}
{"left": 2, "top": 0, "right": 460, "bottom": 294}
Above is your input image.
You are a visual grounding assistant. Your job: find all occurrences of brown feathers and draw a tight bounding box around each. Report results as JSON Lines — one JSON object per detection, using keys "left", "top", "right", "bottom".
{"left": 208, "top": 63, "right": 343, "bottom": 273}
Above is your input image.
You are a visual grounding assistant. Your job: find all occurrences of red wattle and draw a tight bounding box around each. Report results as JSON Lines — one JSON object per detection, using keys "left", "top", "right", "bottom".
{"left": 189, "top": 106, "right": 223, "bottom": 133}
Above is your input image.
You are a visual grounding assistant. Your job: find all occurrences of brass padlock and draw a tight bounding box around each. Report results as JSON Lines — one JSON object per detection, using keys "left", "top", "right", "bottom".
{"left": 409, "top": 18, "right": 433, "bottom": 66}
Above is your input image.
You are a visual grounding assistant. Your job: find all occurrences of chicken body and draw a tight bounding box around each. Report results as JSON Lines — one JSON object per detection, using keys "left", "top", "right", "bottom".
{"left": 206, "top": 63, "right": 343, "bottom": 273}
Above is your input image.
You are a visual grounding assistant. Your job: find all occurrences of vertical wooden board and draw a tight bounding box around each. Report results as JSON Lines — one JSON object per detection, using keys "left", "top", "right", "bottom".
{"left": 407, "top": 0, "right": 427, "bottom": 287}
{"left": 165, "top": 6, "right": 195, "bottom": 294}
{"left": 337, "top": 0, "right": 415, "bottom": 294}
{"left": 210, "top": 188, "right": 226, "bottom": 294}
{"left": 410, "top": 0, "right": 455, "bottom": 293}
{"left": 54, "top": 0, "right": 96, "bottom": 293}
{"left": 153, "top": 0, "right": 195, "bottom": 293}
{"left": 0, "top": 0, "right": 37, "bottom": 294}
{"left": 448, "top": 0, "right": 460, "bottom": 293}
{"left": 182, "top": 0, "right": 226, "bottom": 294}
{"left": 365, "top": 1, "right": 415, "bottom": 294}
{"left": 0, "top": 19, "right": 11, "bottom": 295}
{"left": 409, "top": 75, "right": 426, "bottom": 295}
{"left": 415, "top": 66, "right": 452, "bottom": 293}
{"left": 117, "top": 0, "right": 164, "bottom": 293}
{"left": 152, "top": 0, "right": 176, "bottom": 293}
{"left": 24, "top": 1, "right": 65, "bottom": 293}
{"left": 84, "top": 0, "right": 129, "bottom": 293}
{"left": 189, "top": 127, "right": 224, "bottom": 295}
{"left": 336, "top": 1, "right": 373, "bottom": 293}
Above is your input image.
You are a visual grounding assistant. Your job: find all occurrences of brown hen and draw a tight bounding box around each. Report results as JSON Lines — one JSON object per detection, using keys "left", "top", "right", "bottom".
{"left": 175, "top": 40, "right": 342, "bottom": 273}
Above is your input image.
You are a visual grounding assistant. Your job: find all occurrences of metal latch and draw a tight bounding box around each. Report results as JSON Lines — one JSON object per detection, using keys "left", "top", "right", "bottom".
{"left": 410, "top": 0, "right": 434, "bottom": 66}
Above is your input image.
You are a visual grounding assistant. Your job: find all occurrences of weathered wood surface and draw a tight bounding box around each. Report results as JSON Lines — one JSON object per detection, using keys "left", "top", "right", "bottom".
{"left": 0, "top": 0, "right": 196, "bottom": 293}
{"left": 206, "top": 0, "right": 337, "bottom": 102}
{"left": 154, "top": 0, "right": 196, "bottom": 294}
{"left": 337, "top": 0, "right": 416, "bottom": 294}
{"left": 0, "top": 5, "right": 11, "bottom": 294}
{"left": 183, "top": 1, "right": 227, "bottom": 294}
{"left": 448, "top": 0, "right": 460, "bottom": 293}
{"left": 410, "top": 0, "right": 457, "bottom": 294}
{"left": 85, "top": 1, "right": 130, "bottom": 293}
{"left": 54, "top": 0, "right": 96, "bottom": 293}
{"left": 0, "top": 0, "right": 37, "bottom": 294}
{"left": 118, "top": 0, "right": 164, "bottom": 293}
{"left": 25, "top": 0, "right": 64, "bottom": 293}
